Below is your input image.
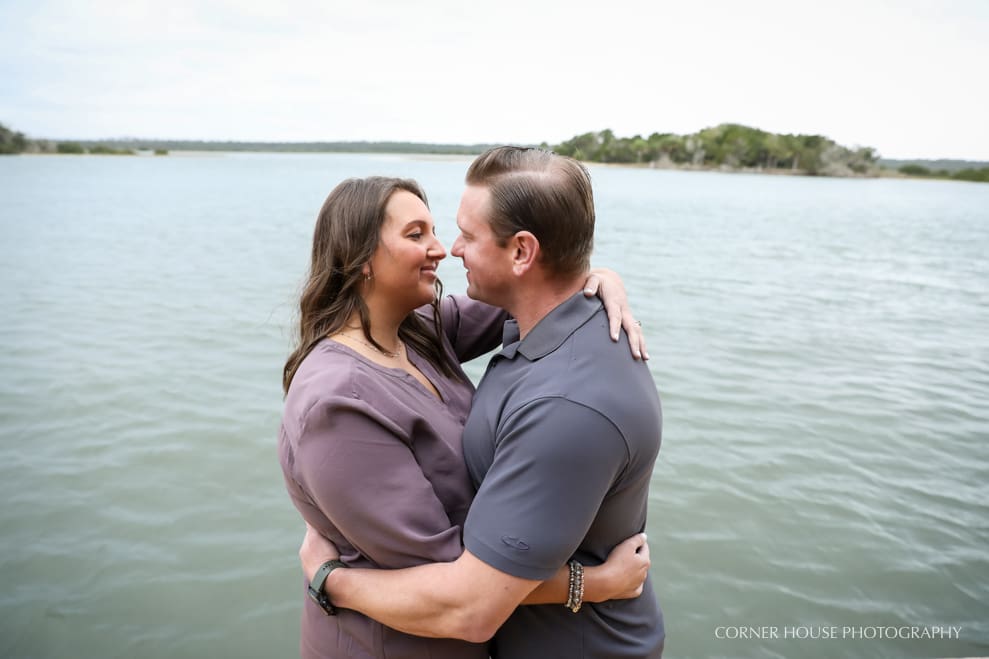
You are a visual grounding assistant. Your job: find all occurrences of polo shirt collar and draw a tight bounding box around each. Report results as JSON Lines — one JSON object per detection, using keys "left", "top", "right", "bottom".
{"left": 498, "top": 292, "right": 602, "bottom": 361}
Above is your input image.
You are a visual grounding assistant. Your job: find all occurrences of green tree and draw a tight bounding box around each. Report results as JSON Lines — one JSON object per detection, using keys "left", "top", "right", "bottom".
{"left": 648, "top": 133, "right": 687, "bottom": 163}
{"left": 952, "top": 167, "right": 989, "bottom": 183}
{"left": 899, "top": 164, "right": 931, "bottom": 176}
{"left": 0, "top": 122, "right": 29, "bottom": 154}
{"left": 555, "top": 131, "right": 603, "bottom": 161}
{"left": 57, "top": 142, "right": 86, "bottom": 154}
{"left": 90, "top": 145, "right": 135, "bottom": 155}
{"left": 551, "top": 124, "right": 891, "bottom": 177}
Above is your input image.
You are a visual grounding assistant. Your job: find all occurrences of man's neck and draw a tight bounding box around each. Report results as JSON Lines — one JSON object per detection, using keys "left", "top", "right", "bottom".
{"left": 508, "top": 273, "right": 587, "bottom": 339}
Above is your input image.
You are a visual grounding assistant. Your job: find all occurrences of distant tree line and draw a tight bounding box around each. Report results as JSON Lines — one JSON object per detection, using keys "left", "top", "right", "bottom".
{"left": 2, "top": 123, "right": 138, "bottom": 155}
{"left": 896, "top": 163, "right": 989, "bottom": 183}
{"left": 4, "top": 120, "right": 987, "bottom": 182}
{"left": 879, "top": 158, "right": 988, "bottom": 173}
{"left": 550, "top": 125, "right": 881, "bottom": 176}
{"left": 54, "top": 142, "right": 136, "bottom": 155}
{"left": 50, "top": 139, "right": 499, "bottom": 155}
{"left": 0, "top": 125, "right": 502, "bottom": 156}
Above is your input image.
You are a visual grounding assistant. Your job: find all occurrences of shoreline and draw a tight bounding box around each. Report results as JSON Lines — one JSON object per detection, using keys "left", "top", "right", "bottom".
{"left": 582, "top": 159, "right": 989, "bottom": 182}
{"left": 11, "top": 150, "right": 984, "bottom": 183}
{"left": 585, "top": 159, "right": 888, "bottom": 180}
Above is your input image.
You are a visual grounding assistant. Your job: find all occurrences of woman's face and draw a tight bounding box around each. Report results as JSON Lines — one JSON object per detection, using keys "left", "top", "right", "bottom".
{"left": 366, "top": 190, "right": 447, "bottom": 310}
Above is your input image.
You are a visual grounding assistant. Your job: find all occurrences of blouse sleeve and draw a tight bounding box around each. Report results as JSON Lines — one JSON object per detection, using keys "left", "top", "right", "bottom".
{"left": 437, "top": 295, "right": 508, "bottom": 363}
{"left": 292, "top": 395, "right": 465, "bottom": 567}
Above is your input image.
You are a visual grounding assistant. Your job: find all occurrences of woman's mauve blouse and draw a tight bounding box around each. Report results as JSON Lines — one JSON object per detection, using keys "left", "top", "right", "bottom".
{"left": 279, "top": 296, "right": 505, "bottom": 659}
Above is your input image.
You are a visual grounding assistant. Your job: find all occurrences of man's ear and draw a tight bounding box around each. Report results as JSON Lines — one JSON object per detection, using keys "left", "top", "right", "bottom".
{"left": 510, "top": 231, "right": 540, "bottom": 276}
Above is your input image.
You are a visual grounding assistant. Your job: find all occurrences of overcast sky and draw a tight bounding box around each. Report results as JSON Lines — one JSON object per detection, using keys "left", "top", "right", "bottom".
{"left": 2, "top": 0, "right": 987, "bottom": 160}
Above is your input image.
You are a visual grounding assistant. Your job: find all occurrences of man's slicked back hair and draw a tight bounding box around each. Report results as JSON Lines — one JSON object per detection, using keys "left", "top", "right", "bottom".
{"left": 465, "top": 146, "right": 594, "bottom": 277}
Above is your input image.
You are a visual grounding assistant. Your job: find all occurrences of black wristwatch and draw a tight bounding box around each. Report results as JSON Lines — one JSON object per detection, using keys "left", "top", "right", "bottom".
{"left": 308, "top": 559, "right": 348, "bottom": 616}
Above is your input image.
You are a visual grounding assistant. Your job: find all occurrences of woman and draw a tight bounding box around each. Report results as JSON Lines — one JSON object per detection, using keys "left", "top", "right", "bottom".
{"left": 280, "top": 176, "right": 649, "bottom": 658}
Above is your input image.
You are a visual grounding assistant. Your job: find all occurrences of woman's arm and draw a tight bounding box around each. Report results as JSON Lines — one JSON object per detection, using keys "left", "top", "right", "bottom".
{"left": 435, "top": 295, "right": 508, "bottom": 363}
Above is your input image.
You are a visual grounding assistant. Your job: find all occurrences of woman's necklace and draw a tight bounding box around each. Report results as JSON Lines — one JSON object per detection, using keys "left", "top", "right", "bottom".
{"left": 336, "top": 332, "right": 404, "bottom": 359}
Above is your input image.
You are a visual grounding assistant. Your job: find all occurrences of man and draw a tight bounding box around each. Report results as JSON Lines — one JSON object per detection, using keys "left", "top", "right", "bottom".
{"left": 301, "top": 146, "right": 665, "bottom": 657}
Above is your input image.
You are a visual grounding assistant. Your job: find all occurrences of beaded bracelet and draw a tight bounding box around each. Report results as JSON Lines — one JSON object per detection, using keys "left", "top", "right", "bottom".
{"left": 565, "top": 559, "right": 584, "bottom": 613}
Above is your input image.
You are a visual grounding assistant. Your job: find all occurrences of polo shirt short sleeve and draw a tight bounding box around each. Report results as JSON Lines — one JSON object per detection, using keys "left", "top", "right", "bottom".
{"left": 464, "top": 397, "right": 628, "bottom": 579}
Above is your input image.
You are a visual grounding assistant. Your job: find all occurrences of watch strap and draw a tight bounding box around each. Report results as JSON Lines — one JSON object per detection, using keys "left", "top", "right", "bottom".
{"left": 308, "top": 559, "right": 348, "bottom": 616}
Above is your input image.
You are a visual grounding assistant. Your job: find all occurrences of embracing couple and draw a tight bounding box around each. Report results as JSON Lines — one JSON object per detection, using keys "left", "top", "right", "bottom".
{"left": 279, "top": 146, "right": 665, "bottom": 658}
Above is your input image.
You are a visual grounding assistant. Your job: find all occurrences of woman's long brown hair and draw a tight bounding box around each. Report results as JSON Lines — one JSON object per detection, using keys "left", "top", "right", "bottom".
{"left": 282, "top": 177, "right": 464, "bottom": 394}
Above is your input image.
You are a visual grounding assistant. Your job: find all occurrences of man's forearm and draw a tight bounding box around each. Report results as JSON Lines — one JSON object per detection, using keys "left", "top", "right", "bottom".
{"left": 323, "top": 550, "right": 541, "bottom": 643}
{"left": 523, "top": 563, "right": 570, "bottom": 605}
{"left": 328, "top": 562, "right": 478, "bottom": 640}
{"left": 523, "top": 562, "right": 615, "bottom": 605}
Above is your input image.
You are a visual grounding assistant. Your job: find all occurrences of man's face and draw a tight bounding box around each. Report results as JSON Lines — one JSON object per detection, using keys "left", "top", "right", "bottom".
{"left": 451, "top": 185, "right": 514, "bottom": 306}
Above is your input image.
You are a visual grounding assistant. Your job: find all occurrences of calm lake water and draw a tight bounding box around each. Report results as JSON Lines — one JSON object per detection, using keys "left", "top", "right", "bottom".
{"left": 1, "top": 153, "right": 987, "bottom": 659}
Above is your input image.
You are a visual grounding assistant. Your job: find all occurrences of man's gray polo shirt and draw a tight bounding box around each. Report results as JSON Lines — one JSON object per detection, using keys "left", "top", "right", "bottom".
{"left": 463, "top": 292, "right": 665, "bottom": 658}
